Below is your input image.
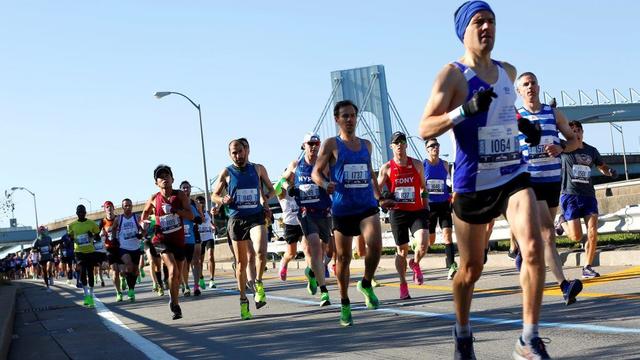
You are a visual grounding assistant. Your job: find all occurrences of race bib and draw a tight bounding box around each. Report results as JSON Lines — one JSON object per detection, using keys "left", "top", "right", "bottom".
{"left": 344, "top": 163, "right": 369, "bottom": 188}
{"left": 40, "top": 246, "right": 50, "bottom": 254}
{"left": 236, "top": 188, "right": 259, "bottom": 209}
{"left": 426, "top": 179, "right": 445, "bottom": 194}
{"left": 159, "top": 214, "right": 181, "bottom": 233}
{"left": 299, "top": 183, "right": 320, "bottom": 204}
{"left": 394, "top": 186, "right": 415, "bottom": 203}
{"left": 572, "top": 164, "right": 591, "bottom": 184}
{"left": 76, "top": 233, "right": 90, "bottom": 245}
{"left": 94, "top": 241, "right": 104, "bottom": 250}
{"left": 478, "top": 125, "right": 521, "bottom": 170}
{"left": 528, "top": 137, "right": 555, "bottom": 164}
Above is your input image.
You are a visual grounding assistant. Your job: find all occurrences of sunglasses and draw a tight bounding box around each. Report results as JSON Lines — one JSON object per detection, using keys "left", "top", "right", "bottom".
{"left": 392, "top": 140, "right": 406, "bottom": 145}
{"left": 427, "top": 143, "right": 440, "bottom": 148}
{"left": 307, "top": 141, "right": 320, "bottom": 146}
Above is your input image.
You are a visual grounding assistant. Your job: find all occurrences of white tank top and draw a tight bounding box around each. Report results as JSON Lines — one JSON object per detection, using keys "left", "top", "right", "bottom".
{"left": 118, "top": 214, "right": 141, "bottom": 251}
{"left": 198, "top": 212, "right": 215, "bottom": 241}
{"left": 278, "top": 193, "right": 300, "bottom": 226}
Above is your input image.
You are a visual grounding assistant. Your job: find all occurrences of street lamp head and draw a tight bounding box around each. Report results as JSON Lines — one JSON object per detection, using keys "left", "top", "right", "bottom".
{"left": 154, "top": 91, "right": 172, "bottom": 99}
{"left": 11, "top": 187, "right": 21, "bottom": 191}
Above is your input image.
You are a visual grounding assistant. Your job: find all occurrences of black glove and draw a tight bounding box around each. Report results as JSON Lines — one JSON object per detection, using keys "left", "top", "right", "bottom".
{"left": 287, "top": 185, "right": 299, "bottom": 198}
{"left": 462, "top": 88, "right": 497, "bottom": 117}
{"left": 610, "top": 169, "right": 618, "bottom": 179}
{"left": 194, "top": 216, "right": 203, "bottom": 225}
{"left": 517, "top": 115, "right": 541, "bottom": 146}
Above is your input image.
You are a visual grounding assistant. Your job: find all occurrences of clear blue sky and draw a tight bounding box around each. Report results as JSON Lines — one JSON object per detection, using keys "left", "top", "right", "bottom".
{"left": 2, "top": 1, "right": 639, "bottom": 228}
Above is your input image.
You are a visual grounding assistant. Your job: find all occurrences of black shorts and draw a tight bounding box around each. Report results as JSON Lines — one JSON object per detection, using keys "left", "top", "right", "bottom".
{"left": 390, "top": 209, "right": 429, "bottom": 246}
{"left": 184, "top": 244, "right": 195, "bottom": 263}
{"left": 228, "top": 213, "right": 265, "bottom": 241}
{"left": 531, "top": 181, "right": 561, "bottom": 209}
{"left": 94, "top": 252, "right": 107, "bottom": 264}
{"left": 428, "top": 201, "right": 453, "bottom": 233}
{"left": 332, "top": 207, "right": 380, "bottom": 237}
{"left": 107, "top": 248, "right": 122, "bottom": 265}
{"left": 61, "top": 256, "right": 74, "bottom": 265}
{"left": 453, "top": 172, "right": 531, "bottom": 224}
{"left": 284, "top": 224, "right": 304, "bottom": 244}
{"left": 75, "top": 252, "right": 96, "bottom": 266}
{"left": 152, "top": 242, "right": 186, "bottom": 262}
{"left": 119, "top": 248, "right": 142, "bottom": 266}
{"left": 298, "top": 214, "right": 331, "bottom": 244}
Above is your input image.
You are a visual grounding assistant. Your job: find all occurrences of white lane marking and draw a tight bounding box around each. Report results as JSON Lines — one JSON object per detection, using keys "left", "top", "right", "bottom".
{"left": 93, "top": 297, "right": 178, "bottom": 360}
{"left": 214, "top": 287, "right": 640, "bottom": 335}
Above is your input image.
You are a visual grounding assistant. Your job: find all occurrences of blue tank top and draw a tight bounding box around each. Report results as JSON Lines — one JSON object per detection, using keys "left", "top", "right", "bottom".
{"left": 294, "top": 158, "right": 332, "bottom": 214}
{"left": 330, "top": 137, "right": 377, "bottom": 216}
{"left": 423, "top": 158, "right": 450, "bottom": 203}
{"left": 227, "top": 164, "right": 263, "bottom": 218}
{"left": 450, "top": 60, "right": 526, "bottom": 193}
{"left": 182, "top": 202, "right": 199, "bottom": 244}
{"left": 517, "top": 104, "right": 562, "bottom": 183}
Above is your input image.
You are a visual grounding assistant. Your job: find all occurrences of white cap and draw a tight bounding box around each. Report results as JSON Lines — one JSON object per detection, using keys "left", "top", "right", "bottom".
{"left": 301, "top": 133, "right": 321, "bottom": 149}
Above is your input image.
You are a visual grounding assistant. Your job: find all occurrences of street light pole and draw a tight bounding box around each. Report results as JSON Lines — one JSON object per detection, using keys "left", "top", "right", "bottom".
{"left": 10, "top": 187, "right": 39, "bottom": 230}
{"left": 154, "top": 91, "right": 212, "bottom": 212}
{"left": 610, "top": 123, "right": 629, "bottom": 180}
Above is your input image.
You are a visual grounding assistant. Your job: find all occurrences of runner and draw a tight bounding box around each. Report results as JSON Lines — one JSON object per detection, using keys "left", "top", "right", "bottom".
{"left": 178, "top": 181, "right": 205, "bottom": 297}
{"left": 212, "top": 139, "right": 275, "bottom": 320}
{"left": 196, "top": 195, "right": 216, "bottom": 289}
{"left": 312, "top": 100, "right": 393, "bottom": 326}
{"left": 32, "top": 226, "right": 54, "bottom": 291}
{"left": 141, "top": 164, "right": 194, "bottom": 320}
{"left": 423, "top": 137, "right": 458, "bottom": 280}
{"left": 418, "top": 2, "right": 549, "bottom": 357}
{"left": 558, "top": 120, "right": 617, "bottom": 278}
{"left": 275, "top": 174, "right": 302, "bottom": 282}
{"left": 67, "top": 204, "right": 100, "bottom": 308}
{"left": 377, "top": 131, "right": 429, "bottom": 299}
{"left": 100, "top": 201, "right": 124, "bottom": 300}
{"left": 280, "top": 132, "right": 332, "bottom": 306}
{"left": 516, "top": 71, "right": 583, "bottom": 304}
{"left": 112, "top": 198, "right": 144, "bottom": 302}
{"left": 94, "top": 202, "right": 112, "bottom": 288}
{"left": 143, "top": 205, "right": 165, "bottom": 296}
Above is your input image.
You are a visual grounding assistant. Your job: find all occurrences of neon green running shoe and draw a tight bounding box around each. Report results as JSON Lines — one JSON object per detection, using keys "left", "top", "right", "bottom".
{"left": 116, "top": 292, "right": 124, "bottom": 302}
{"left": 139, "top": 268, "right": 146, "bottom": 278}
{"left": 320, "top": 292, "right": 331, "bottom": 307}
{"left": 371, "top": 277, "right": 380, "bottom": 288}
{"left": 357, "top": 280, "right": 380, "bottom": 309}
{"left": 128, "top": 289, "right": 135, "bottom": 302}
{"left": 305, "top": 267, "right": 318, "bottom": 295}
{"left": 83, "top": 295, "right": 90, "bottom": 306}
{"left": 340, "top": 304, "right": 353, "bottom": 327}
{"left": 254, "top": 281, "right": 266, "bottom": 309}
{"left": 86, "top": 295, "right": 95, "bottom": 308}
{"left": 240, "top": 299, "right": 252, "bottom": 320}
{"left": 199, "top": 278, "right": 206, "bottom": 289}
{"left": 158, "top": 287, "right": 165, "bottom": 296}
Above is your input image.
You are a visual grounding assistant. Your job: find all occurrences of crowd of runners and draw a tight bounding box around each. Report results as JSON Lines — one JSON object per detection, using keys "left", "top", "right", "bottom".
{"left": 13, "top": 1, "right": 623, "bottom": 359}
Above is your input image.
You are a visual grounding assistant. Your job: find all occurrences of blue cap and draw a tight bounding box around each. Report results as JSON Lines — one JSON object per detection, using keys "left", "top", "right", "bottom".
{"left": 454, "top": 1, "right": 494, "bottom": 42}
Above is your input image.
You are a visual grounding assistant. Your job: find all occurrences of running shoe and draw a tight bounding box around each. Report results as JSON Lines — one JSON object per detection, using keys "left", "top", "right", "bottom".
{"left": 409, "top": 259, "right": 424, "bottom": 285}
{"left": 194, "top": 286, "right": 201, "bottom": 296}
{"left": 513, "top": 336, "right": 551, "bottom": 359}
{"left": 305, "top": 267, "right": 318, "bottom": 295}
{"left": 254, "top": 281, "right": 267, "bottom": 309}
{"left": 515, "top": 252, "right": 523, "bottom": 272}
{"left": 562, "top": 279, "right": 583, "bottom": 306}
{"left": 170, "top": 303, "right": 182, "bottom": 320}
{"left": 320, "top": 292, "right": 330, "bottom": 307}
{"left": 371, "top": 277, "right": 380, "bottom": 288}
{"left": 399, "top": 283, "right": 411, "bottom": 300}
{"left": 357, "top": 280, "right": 380, "bottom": 309}
{"left": 324, "top": 264, "right": 330, "bottom": 278}
{"left": 158, "top": 287, "right": 165, "bottom": 296}
{"left": 136, "top": 274, "right": 142, "bottom": 284}
{"left": 508, "top": 249, "right": 518, "bottom": 261}
{"left": 209, "top": 280, "right": 217, "bottom": 289}
{"left": 554, "top": 217, "right": 565, "bottom": 236}
{"left": 240, "top": 299, "right": 252, "bottom": 320}
{"left": 139, "top": 268, "right": 146, "bottom": 278}
{"left": 198, "top": 278, "right": 206, "bottom": 289}
{"left": 116, "top": 292, "right": 124, "bottom": 302}
{"left": 279, "top": 263, "right": 287, "bottom": 281}
{"left": 120, "top": 277, "right": 127, "bottom": 291}
{"left": 453, "top": 327, "right": 476, "bottom": 360}
{"left": 447, "top": 262, "right": 458, "bottom": 280}
{"left": 83, "top": 295, "right": 90, "bottom": 306}
{"left": 184, "top": 287, "right": 191, "bottom": 297}
{"left": 128, "top": 289, "right": 135, "bottom": 302}
{"left": 340, "top": 304, "right": 353, "bottom": 327}
{"left": 86, "top": 295, "right": 95, "bottom": 308}
{"left": 66, "top": 279, "right": 72, "bottom": 285}
{"left": 582, "top": 265, "right": 600, "bottom": 279}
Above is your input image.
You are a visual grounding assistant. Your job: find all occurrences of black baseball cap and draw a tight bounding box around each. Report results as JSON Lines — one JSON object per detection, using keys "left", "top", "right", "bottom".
{"left": 390, "top": 131, "right": 407, "bottom": 144}
{"left": 154, "top": 164, "right": 173, "bottom": 180}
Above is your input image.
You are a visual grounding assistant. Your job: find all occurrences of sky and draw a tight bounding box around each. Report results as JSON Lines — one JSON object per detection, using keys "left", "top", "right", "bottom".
{"left": 2, "top": 1, "right": 640, "bottom": 228}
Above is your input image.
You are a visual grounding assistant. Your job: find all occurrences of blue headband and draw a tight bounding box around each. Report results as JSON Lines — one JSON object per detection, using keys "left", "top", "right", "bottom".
{"left": 454, "top": 1, "right": 494, "bottom": 42}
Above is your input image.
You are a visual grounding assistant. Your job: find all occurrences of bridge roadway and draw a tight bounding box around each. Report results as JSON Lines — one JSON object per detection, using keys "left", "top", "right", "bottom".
{"left": 9, "top": 262, "right": 640, "bottom": 359}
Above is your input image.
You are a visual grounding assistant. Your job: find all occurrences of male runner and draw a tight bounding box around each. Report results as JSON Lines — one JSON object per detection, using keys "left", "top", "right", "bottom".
{"left": 68, "top": 204, "right": 100, "bottom": 308}
{"left": 112, "top": 198, "right": 144, "bottom": 302}
{"left": 377, "top": 131, "right": 429, "bottom": 299}
{"left": 276, "top": 186, "right": 302, "bottom": 282}
{"left": 312, "top": 100, "right": 393, "bottom": 326}
{"left": 423, "top": 138, "right": 458, "bottom": 280}
{"left": 32, "top": 226, "right": 54, "bottom": 291}
{"left": 141, "top": 164, "right": 194, "bottom": 320}
{"left": 280, "top": 132, "right": 332, "bottom": 306}
{"left": 418, "top": 2, "right": 549, "bottom": 358}
{"left": 197, "top": 195, "right": 217, "bottom": 289}
{"left": 179, "top": 181, "right": 204, "bottom": 297}
{"left": 559, "top": 121, "right": 617, "bottom": 278}
{"left": 57, "top": 233, "right": 75, "bottom": 285}
{"left": 516, "top": 71, "right": 583, "bottom": 304}
{"left": 100, "top": 201, "right": 124, "bottom": 300}
{"left": 212, "top": 139, "right": 275, "bottom": 319}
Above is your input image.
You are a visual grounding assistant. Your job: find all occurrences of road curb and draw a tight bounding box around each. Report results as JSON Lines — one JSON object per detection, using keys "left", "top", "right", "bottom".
{"left": 0, "top": 284, "right": 17, "bottom": 360}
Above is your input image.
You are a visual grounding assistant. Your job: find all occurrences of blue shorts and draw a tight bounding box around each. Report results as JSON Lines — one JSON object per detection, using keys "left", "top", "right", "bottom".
{"left": 560, "top": 194, "right": 598, "bottom": 221}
